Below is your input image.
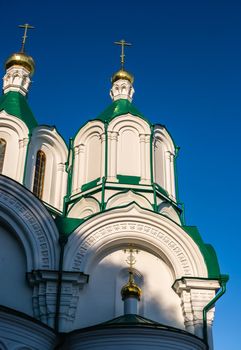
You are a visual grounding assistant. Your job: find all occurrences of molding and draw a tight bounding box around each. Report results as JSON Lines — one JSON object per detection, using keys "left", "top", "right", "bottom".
{"left": 64, "top": 204, "right": 208, "bottom": 279}
{"left": 0, "top": 175, "right": 59, "bottom": 271}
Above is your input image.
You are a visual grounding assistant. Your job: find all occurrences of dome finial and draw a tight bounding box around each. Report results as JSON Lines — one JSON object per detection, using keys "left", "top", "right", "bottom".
{"left": 18, "top": 23, "right": 35, "bottom": 53}
{"left": 121, "top": 246, "right": 142, "bottom": 313}
{"left": 110, "top": 39, "right": 135, "bottom": 101}
{"left": 114, "top": 39, "right": 132, "bottom": 70}
{"left": 3, "top": 24, "right": 35, "bottom": 95}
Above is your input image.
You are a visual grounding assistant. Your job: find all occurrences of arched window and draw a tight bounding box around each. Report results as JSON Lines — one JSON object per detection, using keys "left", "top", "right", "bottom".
{"left": 33, "top": 150, "right": 46, "bottom": 199}
{"left": 0, "top": 139, "right": 6, "bottom": 174}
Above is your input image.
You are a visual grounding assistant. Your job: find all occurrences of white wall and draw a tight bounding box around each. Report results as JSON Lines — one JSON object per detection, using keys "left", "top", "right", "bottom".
{"left": 0, "top": 225, "right": 32, "bottom": 315}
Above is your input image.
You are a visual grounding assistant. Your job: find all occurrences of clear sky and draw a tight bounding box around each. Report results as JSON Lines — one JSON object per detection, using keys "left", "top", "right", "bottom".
{"left": 1, "top": 0, "right": 240, "bottom": 348}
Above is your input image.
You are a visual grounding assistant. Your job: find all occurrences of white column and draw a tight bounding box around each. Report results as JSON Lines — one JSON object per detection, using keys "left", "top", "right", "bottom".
{"left": 108, "top": 131, "right": 118, "bottom": 182}
{"left": 145, "top": 135, "right": 151, "bottom": 183}
{"left": 72, "top": 146, "right": 79, "bottom": 193}
{"left": 78, "top": 144, "right": 85, "bottom": 190}
{"left": 100, "top": 132, "right": 106, "bottom": 178}
{"left": 56, "top": 163, "right": 66, "bottom": 210}
{"left": 16, "top": 137, "right": 29, "bottom": 183}
{"left": 139, "top": 134, "right": 146, "bottom": 184}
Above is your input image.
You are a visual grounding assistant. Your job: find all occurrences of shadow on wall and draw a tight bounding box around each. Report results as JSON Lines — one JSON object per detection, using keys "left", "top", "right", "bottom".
{"left": 75, "top": 255, "right": 184, "bottom": 330}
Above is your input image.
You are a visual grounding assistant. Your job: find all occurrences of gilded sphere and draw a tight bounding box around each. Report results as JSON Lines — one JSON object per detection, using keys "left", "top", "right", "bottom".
{"left": 121, "top": 280, "right": 142, "bottom": 301}
{"left": 5, "top": 52, "right": 35, "bottom": 75}
{"left": 111, "top": 69, "right": 134, "bottom": 84}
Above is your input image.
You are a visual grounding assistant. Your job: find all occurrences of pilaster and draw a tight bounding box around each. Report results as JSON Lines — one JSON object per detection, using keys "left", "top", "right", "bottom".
{"left": 173, "top": 278, "right": 220, "bottom": 349}
{"left": 28, "top": 270, "right": 88, "bottom": 331}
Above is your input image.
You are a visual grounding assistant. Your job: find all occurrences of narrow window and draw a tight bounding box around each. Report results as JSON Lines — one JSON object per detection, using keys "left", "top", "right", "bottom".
{"left": 0, "top": 139, "right": 6, "bottom": 174}
{"left": 33, "top": 150, "right": 46, "bottom": 199}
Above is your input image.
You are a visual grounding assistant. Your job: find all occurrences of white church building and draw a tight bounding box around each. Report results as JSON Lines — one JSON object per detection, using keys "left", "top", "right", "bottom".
{"left": 0, "top": 30, "right": 228, "bottom": 350}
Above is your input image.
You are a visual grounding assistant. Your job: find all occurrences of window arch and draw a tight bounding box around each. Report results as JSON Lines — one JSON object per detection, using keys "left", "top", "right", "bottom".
{"left": 0, "top": 138, "right": 6, "bottom": 174}
{"left": 33, "top": 150, "right": 46, "bottom": 199}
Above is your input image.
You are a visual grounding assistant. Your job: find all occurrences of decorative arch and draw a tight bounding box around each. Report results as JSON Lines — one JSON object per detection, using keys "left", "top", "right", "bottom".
{"left": 0, "top": 175, "right": 59, "bottom": 271}
{"left": 153, "top": 125, "right": 176, "bottom": 200}
{"left": 106, "top": 190, "right": 153, "bottom": 211}
{"left": 25, "top": 126, "right": 68, "bottom": 210}
{"left": 0, "top": 111, "right": 29, "bottom": 182}
{"left": 108, "top": 114, "right": 151, "bottom": 183}
{"left": 68, "top": 197, "right": 100, "bottom": 219}
{"left": 72, "top": 121, "right": 105, "bottom": 193}
{"left": 64, "top": 203, "right": 208, "bottom": 279}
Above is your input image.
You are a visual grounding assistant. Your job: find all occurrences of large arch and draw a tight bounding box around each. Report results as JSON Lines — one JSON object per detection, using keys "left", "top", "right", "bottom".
{"left": 64, "top": 203, "right": 208, "bottom": 279}
{"left": 0, "top": 175, "right": 59, "bottom": 271}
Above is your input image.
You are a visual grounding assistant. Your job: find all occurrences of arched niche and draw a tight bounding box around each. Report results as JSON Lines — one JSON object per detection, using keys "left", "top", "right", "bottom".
{"left": 72, "top": 121, "right": 104, "bottom": 193}
{"left": 0, "top": 111, "right": 29, "bottom": 182}
{"left": 153, "top": 125, "right": 176, "bottom": 201}
{"left": 108, "top": 115, "right": 151, "bottom": 183}
{"left": 25, "top": 126, "right": 68, "bottom": 210}
{"left": 68, "top": 197, "right": 100, "bottom": 219}
{"left": 0, "top": 176, "right": 59, "bottom": 271}
{"left": 72, "top": 247, "right": 184, "bottom": 330}
{"left": 118, "top": 127, "right": 140, "bottom": 176}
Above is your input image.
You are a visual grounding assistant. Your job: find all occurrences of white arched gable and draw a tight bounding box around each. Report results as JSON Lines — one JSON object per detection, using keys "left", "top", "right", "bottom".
{"left": 25, "top": 126, "right": 68, "bottom": 210}
{"left": 64, "top": 203, "right": 208, "bottom": 279}
{"left": 72, "top": 121, "right": 105, "bottom": 194}
{"left": 153, "top": 125, "right": 176, "bottom": 200}
{"left": 68, "top": 197, "right": 100, "bottom": 219}
{"left": 108, "top": 114, "right": 151, "bottom": 183}
{"left": 106, "top": 190, "right": 153, "bottom": 211}
{"left": 0, "top": 176, "right": 59, "bottom": 271}
{"left": 0, "top": 111, "right": 29, "bottom": 182}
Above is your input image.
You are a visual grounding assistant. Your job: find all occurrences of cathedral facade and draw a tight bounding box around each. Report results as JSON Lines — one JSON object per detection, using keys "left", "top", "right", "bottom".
{"left": 0, "top": 33, "right": 227, "bottom": 350}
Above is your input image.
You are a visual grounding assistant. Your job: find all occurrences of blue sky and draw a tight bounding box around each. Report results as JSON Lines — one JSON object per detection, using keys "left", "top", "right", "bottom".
{"left": 1, "top": 0, "right": 240, "bottom": 348}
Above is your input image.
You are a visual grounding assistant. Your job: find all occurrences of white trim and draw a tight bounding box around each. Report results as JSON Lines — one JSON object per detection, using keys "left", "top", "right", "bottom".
{"left": 0, "top": 176, "right": 59, "bottom": 271}
{"left": 64, "top": 204, "right": 208, "bottom": 279}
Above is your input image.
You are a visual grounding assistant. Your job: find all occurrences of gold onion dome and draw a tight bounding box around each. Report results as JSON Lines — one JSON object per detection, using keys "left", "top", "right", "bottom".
{"left": 5, "top": 52, "right": 35, "bottom": 76}
{"left": 111, "top": 68, "right": 134, "bottom": 84}
{"left": 121, "top": 272, "right": 142, "bottom": 301}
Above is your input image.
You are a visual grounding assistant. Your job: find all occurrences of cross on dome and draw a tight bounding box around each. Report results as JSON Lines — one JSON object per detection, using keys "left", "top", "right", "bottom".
{"left": 18, "top": 23, "right": 35, "bottom": 53}
{"left": 114, "top": 39, "right": 132, "bottom": 69}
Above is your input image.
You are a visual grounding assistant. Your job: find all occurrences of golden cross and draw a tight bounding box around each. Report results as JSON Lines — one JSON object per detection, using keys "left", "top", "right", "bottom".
{"left": 18, "top": 23, "right": 35, "bottom": 52}
{"left": 124, "top": 245, "right": 139, "bottom": 271}
{"left": 114, "top": 39, "right": 132, "bottom": 69}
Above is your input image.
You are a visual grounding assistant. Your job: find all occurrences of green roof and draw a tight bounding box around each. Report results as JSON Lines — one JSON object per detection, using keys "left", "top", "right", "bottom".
{"left": 183, "top": 225, "right": 221, "bottom": 278}
{"left": 0, "top": 91, "right": 37, "bottom": 131}
{"left": 96, "top": 98, "right": 151, "bottom": 125}
{"left": 55, "top": 216, "right": 84, "bottom": 236}
{"left": 103, "top": 314, "right": 160, "bottom": 326}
